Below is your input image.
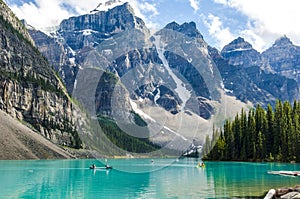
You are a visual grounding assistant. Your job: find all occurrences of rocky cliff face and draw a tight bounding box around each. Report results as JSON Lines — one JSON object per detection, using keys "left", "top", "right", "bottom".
{"left": 262, "top": 36, "right": 300, "bottom": 84}
{"left": 27, "top": 3, "right": 227, "bottom": 152}
{"left": 221, "top": 37, "right": 262, "bottom": 67}
{"left": 58, "top": 2, "right": 148, "bottom": 51}
{"left": 29, "top": 2, "right": 149, "bottom": 95}
{"left": 164, "top": 21, "right": 204, "bottom": 39}
{"left": 26, "top": 2, "right": 300, "bottom": 153}
{"left": 0, "top": 1, "right": 88, "bottom": 149}
{"left": 217, "top": 37, "right": 299, "bottom": 105}
{"left": 209, "top": 46, "right": 275, "bottom": 106}
{"left": 27, "top": 28, "right": 78, "bottom": 94}
{"left": 28, "top": 3, "right": 218, "bottom": 120}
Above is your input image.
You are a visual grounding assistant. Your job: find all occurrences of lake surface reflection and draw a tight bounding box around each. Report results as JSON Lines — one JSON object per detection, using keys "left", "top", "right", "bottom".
{"left": 0, "top": 159, "right": 300, "bottom": 198}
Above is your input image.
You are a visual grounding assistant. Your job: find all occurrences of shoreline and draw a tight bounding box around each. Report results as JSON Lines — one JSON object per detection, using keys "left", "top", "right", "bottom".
{"left": 0, "top": 157, "right": 299, "bottom": 198}
{"left": 264, "top": 185, "right": 300, "bottom": 199}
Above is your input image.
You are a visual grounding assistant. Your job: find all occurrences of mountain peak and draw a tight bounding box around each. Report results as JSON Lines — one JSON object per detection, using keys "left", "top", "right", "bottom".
{"left": 221, "top": 37, "right": 261, "bottom": 68}
{"left": 90, "top": 0, "right": 127, "bottom": 13}
{"left": 273, "top": 35, "right": 293, "bottom": 47}
{"left": 231, "top": 37, "right": 246, "bottom": 44}
{"left": 110, "top": 2, "right": 134, "bottom": 14}
{"left": 59, "top": 2, "right": 147, "bottom": 36}
{"left": 221, "top": 37, "right": 253, "bottom": 54}
{"left": 164, "top": 21, "right": 180, "bottom": 30}
{"left": 91, "top": 2, "right": 135, "bottom": 16}
{"left": 164, "top": 21, "right": 203, "bottom": 39}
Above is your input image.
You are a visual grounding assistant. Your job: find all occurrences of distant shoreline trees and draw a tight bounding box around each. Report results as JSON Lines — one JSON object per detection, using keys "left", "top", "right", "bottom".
{"left": 203, "top": 100, "right": 300, "bottom": 163}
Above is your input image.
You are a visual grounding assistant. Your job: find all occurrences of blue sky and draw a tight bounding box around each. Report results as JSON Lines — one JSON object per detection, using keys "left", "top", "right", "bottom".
{"left": 4, "top": 0, "right": 300, "bottom": 51}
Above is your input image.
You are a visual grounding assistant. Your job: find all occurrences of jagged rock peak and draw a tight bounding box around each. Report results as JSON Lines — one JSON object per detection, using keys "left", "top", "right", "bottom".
{"left": 110, "top": 2, "right": 135, "bottom": 15}
{"left": 164, "top": 21, "right": 203, "bottom": 39}
{"left": 220, "top": 37, "right": 262, "bottom": 68}
{"left": 273, "top": 35, "right": 293, "bottom": 47}
{"left": 165, "top": 21, "right": 180, "bottom": 30}
{"left": 221, "top": 37, "right": 253, "bottom": 53}
{"left": 59, "top": 2, "right": 147, "bottom": 33}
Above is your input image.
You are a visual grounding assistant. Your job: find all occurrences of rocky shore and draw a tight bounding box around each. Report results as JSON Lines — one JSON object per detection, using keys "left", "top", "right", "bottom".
{"left": 0, "top": 109, "right": 96, "bottom": 160}
{"left": 264, "top": 185, "right": 300, "bottom": 199}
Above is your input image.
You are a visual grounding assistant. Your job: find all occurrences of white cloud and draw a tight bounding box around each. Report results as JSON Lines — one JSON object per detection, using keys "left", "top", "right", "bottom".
{"left": 10, "top": 0, "right": 71, "bottom": 29}
{"left": 203, "top": 14, "right": 235, "bottom": 49}
{"left": 213, "top": 0, "right": 227, "bottom": 4}
{"left": 126, "top": 0, "right": 159, "bottom": 30}
{"left": 212, "top": 0, "right": 300, "bottom": 50}
{"left": 240, "top": 29, "right": 266, "bottom": 52}
{"left": 138, "top": 2, "right": 159, "bottom": 16}
{"left": 189, "top": 0, "right": 200, "bottom": 12}
{"left": 8, "top": 0, "right": 159, "bottom": 31}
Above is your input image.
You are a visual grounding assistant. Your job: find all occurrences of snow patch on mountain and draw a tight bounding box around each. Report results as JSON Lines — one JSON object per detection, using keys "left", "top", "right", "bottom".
{"left": 68, "top": 47, "right": 76, "bottom": 56}
{"left": 163, "top": 126, "right": 188, "bottom": 141}
{"left": 223, "top": 48, "right": 252, "bottom": 53}
{"left": 220, "top": 82, "right": 233, "bottom": 94}
{"left": 130, "top": 100, "right": 155, "bottom": 122}
{"left": 154, "top": 87, "right": 161, "bottom": 104}
{"left": 153, "top": 35, "right": 192, "bottom": 111}
{"left": 82, "top": 29, "right": 93, "bottom": 36}
{"left": 69, "top": 57, "right": 76, "bottom": 66}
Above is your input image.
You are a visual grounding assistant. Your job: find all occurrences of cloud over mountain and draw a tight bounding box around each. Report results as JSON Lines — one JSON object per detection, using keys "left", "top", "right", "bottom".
{"left": 6, "top": 0, "right": 159, "bottom": 30}
{"left": 212, "top": 0, "right": 300, "bottom": 51}
{"left": 5, "top": 0, "right": 300, "bottom": 52}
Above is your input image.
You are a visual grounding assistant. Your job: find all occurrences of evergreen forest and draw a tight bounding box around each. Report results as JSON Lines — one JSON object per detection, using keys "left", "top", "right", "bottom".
{"left": 203, "top": 100, "right": 300, "bottom": 162}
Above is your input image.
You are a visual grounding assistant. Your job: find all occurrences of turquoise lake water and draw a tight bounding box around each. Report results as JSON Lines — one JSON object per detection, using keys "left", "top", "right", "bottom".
{"left": 0, "top": 158, "right": 300, "bottom": 198}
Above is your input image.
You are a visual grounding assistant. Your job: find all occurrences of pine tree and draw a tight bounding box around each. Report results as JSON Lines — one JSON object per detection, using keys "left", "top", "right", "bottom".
{"left": 233, "top": 113, "right": 241, "bottom": 159}
{"left": 204, "top": 99, "right": 300, "bottom": 163}
{"left": 240, "top": 109, "right": 248, "bottom": 160}
{"left": 256, "top": 131, "right": 264, "bottom": 160}
{"left": 247, "top": 109, "right": 256, "bottom": 160}
{"left": 216, "top": 131, "right": 226, "bottom": 160}
{"left": 281, "top": 101, "right": 292, "bottom": 161}
{"left": 223, "top": 119, "right": 233, "bottom": 160}
{"left": 266, "top": 104, "right": 274, "bottom": 158}
{"left": 293, "top": 101, "right": 300, "bottom": 162}
{"left": 203, "top": 134, "right": 211, "bottom": 157}
{"left": 274, "top": 100, "right": 283, "bottom": 160}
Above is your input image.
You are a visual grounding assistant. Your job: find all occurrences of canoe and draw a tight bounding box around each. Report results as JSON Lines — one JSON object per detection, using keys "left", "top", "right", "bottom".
{"left": 267, "top": 171, "right": 300, "bottom": 177}
{"left": 90, "top": 166, "right": 113, "bottom": 170}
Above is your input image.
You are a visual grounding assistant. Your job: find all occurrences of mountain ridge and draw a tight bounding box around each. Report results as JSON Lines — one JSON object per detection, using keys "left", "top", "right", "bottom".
{"left": 221, "top": 35, "right": 300, "bottom": 103}
{"left": 0, "top": 0, "right": 101, "bottom": 159}
{"left": 17, "top": 2, "right": 300, "bottom": 156}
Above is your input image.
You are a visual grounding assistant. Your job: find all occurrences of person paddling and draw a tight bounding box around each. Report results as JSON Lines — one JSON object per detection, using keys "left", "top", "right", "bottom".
{"left": 90, "top": 164, "right": 96, "bottom": 169}
{"left": 105, "top": 159, "right": 111, "bottom": 169}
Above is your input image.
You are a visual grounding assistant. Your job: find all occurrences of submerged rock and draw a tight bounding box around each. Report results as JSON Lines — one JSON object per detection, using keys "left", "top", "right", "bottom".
{"left": 280, "top": 192, "right": 300, "bottom": 199}
{"left": 264, "top": 185, "right": 300, "bottom": 199}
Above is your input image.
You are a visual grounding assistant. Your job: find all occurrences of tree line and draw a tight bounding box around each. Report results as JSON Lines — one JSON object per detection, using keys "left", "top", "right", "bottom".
{"left": 98, "top": 116, "right": 160, "bottom": 153}
{"left": 203, "top": 100, "right": 300, "bottom": 162}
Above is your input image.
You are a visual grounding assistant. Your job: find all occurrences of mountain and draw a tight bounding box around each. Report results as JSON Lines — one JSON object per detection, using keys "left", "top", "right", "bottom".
{"left": 217, "top": 37, "right": 299, "bottom": 105}
{"left": 27, "top": 28, "right": 78, "bottom": 94}
{"left": 26, "top": 3, "right": 252, "bottom": 154}
{"left": 0, "top": 0, "right": 95, "bottom": 158}
{"left": 164, "top": 21, "right": 204, "bottom": 39}
{"left": 262, "top": 35, "right": 300, "bottom": 86}
{"left": 28, "top": 2, "right": 148, "bottom": 94}
{"left": 209, "top": 46, "right": 275, "bottom": 106}
{"left": 9, "top": 1, "right": 300, "bottom": 158}
{"left": 25, "top": 2, "right": 300, "bottom": 155}
{"left": 221, "top": 37, "right": 261, "bottom": 68}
